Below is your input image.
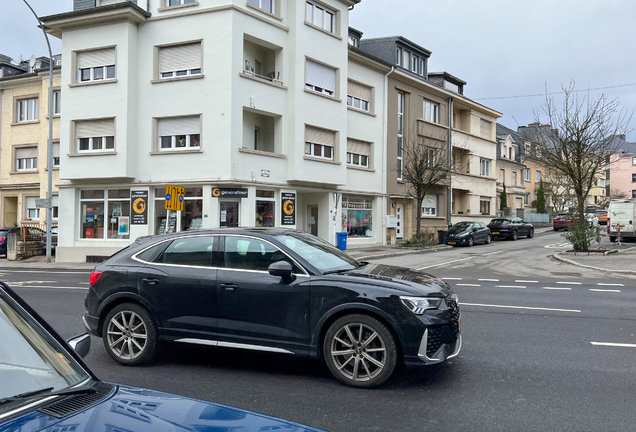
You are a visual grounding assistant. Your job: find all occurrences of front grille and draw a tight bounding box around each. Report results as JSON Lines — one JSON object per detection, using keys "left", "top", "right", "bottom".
{"left": 426, "top": 328, "right": 444, "bottom": 357}
{"left": 38, "top": 382, "right": 116, "bottom": 419}
{"left": 448, "top": 298, "right": 461, "bottom": 336}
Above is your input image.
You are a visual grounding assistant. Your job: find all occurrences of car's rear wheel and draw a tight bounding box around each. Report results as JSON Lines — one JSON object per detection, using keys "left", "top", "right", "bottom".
{"left": 511, "top": 230, "right": 518, "bottom": 241}
{"left": 527, "top": 228, "right": 534, "bottom": 238}
{"left": 609, "top": 236, "right": 616, "bottom": 243}
{"left": 553, "top": 227, "right": 558, "bottom": 231}
{"left": 324, "top": 314, "right": 397, "bottom": 388}
{"left": 485, "top": 234, "right": 492, "bottom": 244}
{"left": 103, "top": 303, "right": 158, "bottom": 366}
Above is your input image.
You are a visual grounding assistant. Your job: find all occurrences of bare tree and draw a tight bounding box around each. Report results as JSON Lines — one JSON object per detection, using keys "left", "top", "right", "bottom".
{"left": 543, "top": 169, "right": 576, "bottom": 213}
{"left": 396, "top": 125, "right": 451, "bottom": 239}
{"left": 531, "top": 82, "right": 632, "bottom": 247}
{"left": 609, "top": 188, "right": 630, "bottom": 200}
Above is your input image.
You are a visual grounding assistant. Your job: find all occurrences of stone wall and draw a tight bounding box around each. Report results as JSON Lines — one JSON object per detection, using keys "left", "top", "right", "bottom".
{"left": 16, "top": 241, "right": 45, "bottom": 260}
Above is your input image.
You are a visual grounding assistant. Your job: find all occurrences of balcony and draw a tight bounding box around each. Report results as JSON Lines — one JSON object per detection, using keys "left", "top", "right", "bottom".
{"left": 241, "top": 108, "right": 282, "bottom": 155}
{"left": 242, "top": 35, "right": 283, "bottom": 86}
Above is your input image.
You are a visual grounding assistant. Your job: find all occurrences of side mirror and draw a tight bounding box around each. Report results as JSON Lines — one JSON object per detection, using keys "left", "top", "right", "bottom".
{"left": 67, "top": 333, "right": 91, "bottom": 359}
{"left": 268, "top": 260, "right": 293, "bottom": 279}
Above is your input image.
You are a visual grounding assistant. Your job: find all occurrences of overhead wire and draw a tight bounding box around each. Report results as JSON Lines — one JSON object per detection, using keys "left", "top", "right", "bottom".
{"left": 475, "top": 83, "right": 636, "bottom": 101}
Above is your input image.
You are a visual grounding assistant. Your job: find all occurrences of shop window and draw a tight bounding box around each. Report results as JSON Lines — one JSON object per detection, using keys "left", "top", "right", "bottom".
{"left": 255, "top": 190, "right": 275, "bottom": 227}
{"left": 341, "top": 196, "right": 373, "bottom": 238}
{"left": 154, "top": 187, "right": 203, "bottom": 234}
{"left": 80, "top": 189, "right": 130, "bottom": 239}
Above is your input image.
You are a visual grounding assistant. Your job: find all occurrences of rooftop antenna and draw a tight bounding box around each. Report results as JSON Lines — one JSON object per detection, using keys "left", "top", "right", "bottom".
{"left": 18, "top": 54, "right": 23, "bottom": 64}
{"left": 29, "top": 54, "right": 36, "bottom": 72}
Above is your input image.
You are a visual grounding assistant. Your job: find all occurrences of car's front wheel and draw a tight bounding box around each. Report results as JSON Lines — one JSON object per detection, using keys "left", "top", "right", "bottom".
{"left": 324, "top": 314, "right": 397, "bottom": 388}
{"left": 102, "top": 303, "right": 158, "bottom": 366}
{"left": 527, "top": 228, "right": 534, "bottom": 238}
{"left": 467, "top": 236, "right": 474, "bottom": 247}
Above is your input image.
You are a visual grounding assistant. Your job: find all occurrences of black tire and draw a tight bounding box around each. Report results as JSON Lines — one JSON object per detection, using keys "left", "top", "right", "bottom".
{"left": 102, "top": 303, "right": 158, "bottom": 366}
{"left": 467, "top": 236, "right": 474, "bottom": 247}
{"left": 485, "top": 234, "right": 492, "bottom": 244}
{"left": 323, "top": 314, "right": 398, "bottom": 388}
{"left": 527, "top": 228, "right": 534, "bottom": 238}
{"left": 609, "top": 236, "right": 616, "bottom": 243}
{"left": 553, "top": 227, "right": 558, "bottom": 231}
{"left": 510, "top": 230, "right": 518, "bottom": 241}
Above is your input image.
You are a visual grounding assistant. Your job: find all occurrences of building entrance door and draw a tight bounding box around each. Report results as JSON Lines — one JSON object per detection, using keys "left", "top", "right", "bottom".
{"left": 395, "top": 203, "right": 404, "bottom": 239}
{"left": 220, "top": 201, "right": 239, "bottom": 228}
{"left": 3, "top": 197, "right": 18, "bottom": 228}
{"left": 307, "top": 205, "right": 318, "bottom": 236}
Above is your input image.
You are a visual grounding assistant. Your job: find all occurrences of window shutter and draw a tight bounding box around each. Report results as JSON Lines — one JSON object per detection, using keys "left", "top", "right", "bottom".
{"left": 305, "top": 126, "right": 335, "bottom": 147}
{"left": 306, "top": 60, "right": 336, "bottom": 92}
{"left": 347, "top": 80, "right": 372, "bottom": 102}
{"left": 157, "top": 116, "right": 200, "bottom": 136}
{"left": 347, "top": 138, "right": 370, "bottom": 156}
{"left": 52, "top": 142, "right": 60, "bottom": 158}
{"left": 422, "top": 195, "right": 437, "bottom": 209}
{"left": 159, "top": 43, "right": 202, "bottom": 73}
{"left": 52, "top": 195, "right": 59, "bottom": 207}
{"left": 77, "top": 48, "right": 116, "bottom": 68}
{"left": 77, "top": 119, "right": 115, "bottom": 138}
{"left": 26, "top": 197, "right": 37, "bottom": 208}
{"left": 16, "top": 147, "right": 38, "bottom": 159}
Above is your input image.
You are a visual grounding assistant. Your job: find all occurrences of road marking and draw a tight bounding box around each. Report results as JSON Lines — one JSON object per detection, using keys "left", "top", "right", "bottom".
{"left": 442, "top": 277, "right": 462, "bottom": 280}
{"left": 10, "top": 285, "right": 88, "bottom": 290}
{"left": 478, "top": 279, "right": 499, "bottom": 282}
{"left": 495, "top": 285, "right": 526, "bottom": 289}
{"left": 591, "top": 342, "right": 636, "bottom": 348}
{"left": 417, "top": 256, "right": 474, "bottom": 270}
{"left": 543, "top": 287, "right": 572, "bottom": 290}
{"left": 482, "top": 251, "right": 503, "bottom": 256}
{"left": 516, "top": 280, "right": 538, "bottom": 283}
{"left": 589, "top": 289, "right": 621, "bottom": 293}
{"left": 79, "top": 282, "right": 90, "bottom": 285}
{"left": 597, "top": 283, "right": 624, "bottom": 287}
{"left": 456, "top": 284, "right": 481, "bottom": 287}
{"left": 460, "top": 302, "right": 581, "bottom": 313}
{"left": 556, "top": 282, "right": 582, "bottom": 285}
{"left": 0, "top": 270, "right": 92, "bottom": 274}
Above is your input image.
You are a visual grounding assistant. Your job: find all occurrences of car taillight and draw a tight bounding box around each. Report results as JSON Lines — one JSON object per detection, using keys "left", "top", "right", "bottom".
{"left": 90, "top": 271, "right": 102, "bottom": 286}
{"left": 0, "top": 237, "right": 4, "bottom": 243}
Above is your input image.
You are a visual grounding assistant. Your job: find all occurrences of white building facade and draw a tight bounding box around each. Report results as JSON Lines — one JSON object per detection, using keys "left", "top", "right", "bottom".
{"left": 43, "top": 0, "right": 390, "bottom": 262}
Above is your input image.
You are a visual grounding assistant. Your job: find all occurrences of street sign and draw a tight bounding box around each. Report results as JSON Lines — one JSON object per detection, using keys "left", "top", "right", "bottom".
{"left": 165, "top": 184, "right": 185, "bottom": 211}
{"left": 35, "top": 198, "right": 52, "bottom": 209}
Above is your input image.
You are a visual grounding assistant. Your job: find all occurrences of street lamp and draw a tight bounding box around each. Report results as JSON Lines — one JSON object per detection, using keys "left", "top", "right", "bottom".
{"left": 22, "top": 0, "right": 54, "bottom": 263}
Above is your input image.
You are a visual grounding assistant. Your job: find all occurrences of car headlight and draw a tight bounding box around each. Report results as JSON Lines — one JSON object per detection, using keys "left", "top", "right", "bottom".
{"left": 400, "top": 296, "right": 442, "bottom": 315}
{"left": 456, "top": 232, "right": 469, "bottom": 237}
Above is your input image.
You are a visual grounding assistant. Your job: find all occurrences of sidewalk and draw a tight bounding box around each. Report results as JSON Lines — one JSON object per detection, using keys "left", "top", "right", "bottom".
{"left": 554, "top": 246, "right": 636, "bottom": 274}
{"left": 0, "top": 256, "right": 95, "bottom": 271}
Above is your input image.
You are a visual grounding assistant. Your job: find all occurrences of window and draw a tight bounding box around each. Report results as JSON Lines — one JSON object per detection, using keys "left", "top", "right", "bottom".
{"left": 76, "top": 118, "right": 115, "bottom": 152}
{"left": 396, "top": 48, "right": 403, "bottom": 66}
{"left": 479, "top": 198, "right": 491, "bottom": 215}
{"left": 26, "top": 197, "right": 40, "bottom": 220}
{"left": 80, "top": 189, "right": 130, "bottom": 239}
{"left": 16, "top": 98, "right": 38, "bottom": 122}
{"left": 158, "top": 236, "right": 214, "bottom": 267}
{"left": 248, "top": 0, "right": 273, "bottom": 13}
{"left": 158, "top": 42, "right": 202, "bottom": 79}
{"left": 348, "top": 36, "right": 359, "bottom": 47}
{"left": 419, "top": 58, "right": 426, "bottom": 76}
{"left": 422, "top": 195, "right": 437, "bottom": 217}
{"left": 341, "top": 196, "right": 373, "bottom": 237}
{"left": 633, "top": 190, "right": 636, "bottom": 199}
{"left": 305, "top": 125, "right": 335, "bottom": 160}
{"left": 224, "top": 236, "right": 297, "bottom": 272}
{"left": 480, "top": 119, "right": 492, "bottom": 140}
{"left": 347, "top": 80, "right": 371, "bottom": 112}
{"left": 15, "top": 147, "right": 38, "bottom": 172}
{"left": 255, "top": 190, "right": 275, "bottom": 227}
{"left": 632, "top": 157, "right": 636, "bottom": 166}
{"left": 306, "top": 1, "right": 335, "bottom": 33}
{"left": 402, "top": 50, "right": 410, "bottom": 70}
{"left": 77, "top": 47, "right": 116, "bottom": 83}
{"left": 397, "top": 92, "right": 404, "bottom": 180}
{"left": 411, "top": 54, "right": 418, "bottom": 73}
{"left": 53, "top": 91, "right": 61, "bottom": 115}
{"left": 426, "top": 148, "right": 436, "bottom": 168}
{"left": 347, "top": 139, "right": 370, "bottom": 168}
{"left": 52, "top": 142, "right": 60, "bottom": 168}
{"left": 524, "top": 168, "right": 531, "bottom": 182}
{"left": 524, "top": 193, "right": 530, "bottom": 206}
{"left": 599, "top": 178, "right": 605, "bottom": 187}
{"left": 168, "top": 0, "right": 197, "bottom": 6}
{"left": 480, "top": 158, "right": 491, "bottom": 177}
{"left": 512, "top": 171, "right": 518, "bottom": 186}
{"left": 632, "top": 173, "right": 636, "bottom": 182}
{"left": 157, "top": 116, "right": 201, "bottom": 151}
{"left": 305, "top": 59, "right": 336, "bottom": 97}
{"left": 52, "top": 195, "right": 59, "bottom": 219}
{"left": 499, "top": 169, "right": 505, "bottom": 183}
{"left": 536, "top": 170, "right": 542, "bottom": 182}
{"left": 423, "top": 99, "right": 439, "bottom": 123}
{"left": 508, "top": 147, "right": 512, "bottom": 159}
{"left": 155, "top": 187, "right": 203, "bottom": 234}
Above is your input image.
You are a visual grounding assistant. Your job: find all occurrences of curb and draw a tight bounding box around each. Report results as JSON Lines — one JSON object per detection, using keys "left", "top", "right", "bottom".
{"left": 352, "top": 245, "right": 453, "bottom": 261}
{"left": 552, "top": 252, "right": 636, "bottom": 275}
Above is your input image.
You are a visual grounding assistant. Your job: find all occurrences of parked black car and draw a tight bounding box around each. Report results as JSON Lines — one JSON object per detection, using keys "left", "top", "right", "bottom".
{"left": 84, "top": 228, "right": 461, "bottom": 388}
{"left": 446, "top": 221, "right": 491, "bottom": 247}
{"left": 488, "top": 217, "right": 534, "bottom": 240}
{"left": 0, "top": 227, "right": 20, "bottom": 256}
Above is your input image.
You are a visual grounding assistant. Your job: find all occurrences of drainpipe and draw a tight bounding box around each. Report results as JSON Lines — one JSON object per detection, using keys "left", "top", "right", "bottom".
{"left": 447, "top": 97, "right": 453, "bottom": 229}
{"left": 382, "top": 67, "right": 394, "bottom": 245}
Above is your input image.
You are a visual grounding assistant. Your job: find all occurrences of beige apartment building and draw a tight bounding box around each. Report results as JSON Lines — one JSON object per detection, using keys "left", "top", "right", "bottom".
{"left": 0, "top": 57, "right": 61, "bottom": 229}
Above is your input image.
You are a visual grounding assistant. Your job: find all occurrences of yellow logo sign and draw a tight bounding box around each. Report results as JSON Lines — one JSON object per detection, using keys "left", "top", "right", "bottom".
{"left": 283, "top": 200, "right": 294, "bottom": 215}
{"left": 133, "top": 198, "right": 146, "bottom": 214}
{"left": 212, "top": 188, "right": 221, "bottom": 197}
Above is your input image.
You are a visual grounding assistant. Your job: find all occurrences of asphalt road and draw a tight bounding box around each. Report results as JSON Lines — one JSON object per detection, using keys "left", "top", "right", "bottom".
{"left": 4, "top": 231, "right": 636, "bottom": 432}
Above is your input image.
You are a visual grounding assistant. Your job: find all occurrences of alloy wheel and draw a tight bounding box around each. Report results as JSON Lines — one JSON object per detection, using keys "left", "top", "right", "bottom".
{"left": 106, "top": 311, "right": 148, "bottom": 360}
{"left": 486, "top": 234, "right": 491, "bottom": 244}
{"left": 330, "top": 323, "right": 387, "bottom": 382}
{"left": 468, "top": 236, "right": 474, "bottom": 247}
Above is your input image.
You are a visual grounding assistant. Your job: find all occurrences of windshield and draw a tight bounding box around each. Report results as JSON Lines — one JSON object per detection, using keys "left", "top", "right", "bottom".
{"left": 450, "top": 222, "right": 473, "bottom": 232}
{"left": 275, "top": 232, "right": 359, "bottom": 273}
{"left": 0, "top": 289, "right": 90, "bottom": 404}
{"left": 489, "top": 219, "right": 508, "bottom": 226}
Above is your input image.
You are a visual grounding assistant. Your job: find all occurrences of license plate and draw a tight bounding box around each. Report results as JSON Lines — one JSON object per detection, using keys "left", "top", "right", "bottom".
{"left": 448, "top": 242, "right": 456, "bottom": 245}
{"left": 492, "top": 232, "right": 499, "bottom": 235}
{"left": 458, "top": 316, "right": 462, "bottom": 331}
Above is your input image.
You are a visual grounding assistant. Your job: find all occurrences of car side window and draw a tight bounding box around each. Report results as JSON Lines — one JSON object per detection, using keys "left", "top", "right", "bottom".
{"left": 223, "top": 236, "right": 301, "bottom": 273}
{"left": 137, "top": 243, "right": 165, "bottom": 262}
{"left": 156, "top": 236, "right": 215, "bottom": 267}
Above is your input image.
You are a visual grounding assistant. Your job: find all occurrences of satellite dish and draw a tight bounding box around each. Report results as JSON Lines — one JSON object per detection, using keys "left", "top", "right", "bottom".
{"left": 29, "top": 55, "right": 36, "bottom": 71}
{"left": 18, "top": 54, "right": 23, "bottom": 64}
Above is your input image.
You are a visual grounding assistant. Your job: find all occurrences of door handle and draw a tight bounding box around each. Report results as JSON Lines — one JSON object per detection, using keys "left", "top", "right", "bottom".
{"left": 143, "top": 278, "right": 159, "bottom": 285}
{"left": 220, "top": 283, "right": 239, "bottom": 291}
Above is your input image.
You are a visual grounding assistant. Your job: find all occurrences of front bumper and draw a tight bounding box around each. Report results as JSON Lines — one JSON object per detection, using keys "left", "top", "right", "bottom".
{"left": 417, "top": 329, "right": 462, "bottom": 364}
{"left": 446, "top": 236, "right": 469, "bottom": 245}
{"left": 83, "top": 314, "right": 100, "bottom": 336}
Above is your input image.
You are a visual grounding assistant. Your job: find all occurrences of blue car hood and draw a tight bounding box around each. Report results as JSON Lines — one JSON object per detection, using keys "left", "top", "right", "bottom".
{"left": 1, "top": 384, "right": 323, "bottom": 432}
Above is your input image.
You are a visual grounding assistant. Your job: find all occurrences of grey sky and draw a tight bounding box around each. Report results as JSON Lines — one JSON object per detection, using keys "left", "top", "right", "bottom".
{"left": 2, "top": 0, "right": 634, "bottom": 140}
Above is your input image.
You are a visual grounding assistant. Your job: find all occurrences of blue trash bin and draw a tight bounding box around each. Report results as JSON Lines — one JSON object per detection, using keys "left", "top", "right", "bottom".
{"left": 336, "top": 232, "right": 348, "bottom": 250}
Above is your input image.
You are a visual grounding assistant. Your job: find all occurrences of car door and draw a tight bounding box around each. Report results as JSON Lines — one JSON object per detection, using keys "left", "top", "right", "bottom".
{"left": 136, "top": 235, "right": 218, "bottom": 340}
{"left": 216, "top": 235, "right": 310, "bottom": 352}
{"left": 477, "top": 222, "right": 488, "bottom": 242}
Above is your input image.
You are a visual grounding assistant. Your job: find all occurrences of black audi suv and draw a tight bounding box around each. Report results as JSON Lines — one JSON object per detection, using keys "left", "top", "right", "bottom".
{"left": 83, "top": 228, "right": 461, "bottom": 388}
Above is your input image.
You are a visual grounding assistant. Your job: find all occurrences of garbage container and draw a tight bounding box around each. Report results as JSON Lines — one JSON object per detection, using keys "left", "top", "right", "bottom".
{"left": 437, "top": 230, "right": 448, "bottom": 245}
{"left": 336, "top": 232, "right": 348, "bottom": 250}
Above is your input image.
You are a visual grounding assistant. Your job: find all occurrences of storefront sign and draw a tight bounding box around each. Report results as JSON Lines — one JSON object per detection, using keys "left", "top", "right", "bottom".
{"left": 281, "top": 193, "right": 296, "bottom": 226}
{"left": 131, "top": 190, "right": 148, "bottom": 225}
{"left": 165, "top": 184, "right": 185, "bottom": 211}
{"left": 212, "top": 188, "right": 249, "bottom": 198}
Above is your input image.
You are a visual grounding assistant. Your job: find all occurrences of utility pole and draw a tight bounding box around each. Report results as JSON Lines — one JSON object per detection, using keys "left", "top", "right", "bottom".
{"left": 22, "top": 0, "right": 54, "bottom": 263}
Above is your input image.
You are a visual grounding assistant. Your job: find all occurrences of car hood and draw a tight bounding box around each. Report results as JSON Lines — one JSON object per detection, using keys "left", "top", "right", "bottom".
{"left": 447, "top": 230, "right": 469, "bottom": 237}
{"left": 338, "top": 263, "right": 451, "bottom": 297}
{"left": 2, "top": 384, "right": 323, "bottom": 432}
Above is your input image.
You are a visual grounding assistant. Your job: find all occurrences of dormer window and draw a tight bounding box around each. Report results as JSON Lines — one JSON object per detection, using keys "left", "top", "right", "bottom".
{"left": 348, "top": 36, "right": 359, "bottom": 47}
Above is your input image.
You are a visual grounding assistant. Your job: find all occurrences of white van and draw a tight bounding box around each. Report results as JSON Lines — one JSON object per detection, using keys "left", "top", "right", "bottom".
{"left": 607, "top": 199, "right": 636, "bottom": 242}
